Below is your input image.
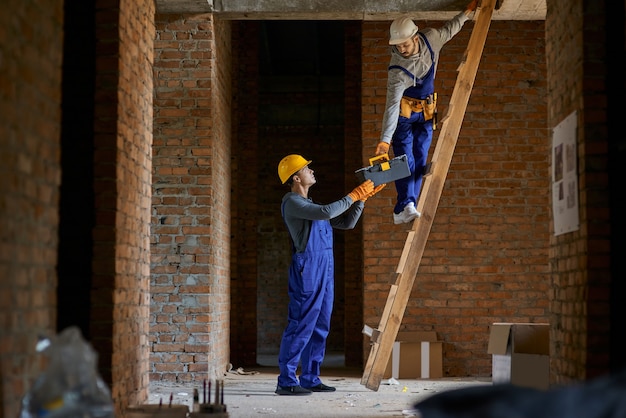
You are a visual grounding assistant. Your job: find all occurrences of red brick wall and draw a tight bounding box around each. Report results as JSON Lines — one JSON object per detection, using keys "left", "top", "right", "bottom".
{"left": 94, "top": 0, "right": 156, "bottom": 410}
{"left": 545, "top": 0, "right": 587, "bottom": 384}
{"left": 209, "top": 16, "right": 233, "bottom": 373}
{"left": 152, "top": 14, "right": 232, "bottom": 382}
{"left": 0, "top": 1, "right": 63, "bottom": 416}
{"left": 361, "top": 19, "right": 550, "bottom": 377}
{"left": 546, "top": 0, "right": 612, "bottom": 383}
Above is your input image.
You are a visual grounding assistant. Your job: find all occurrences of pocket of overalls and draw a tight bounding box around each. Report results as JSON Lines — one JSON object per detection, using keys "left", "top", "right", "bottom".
{"left": 298, "top": 257, "right": 319, "bottom": 294}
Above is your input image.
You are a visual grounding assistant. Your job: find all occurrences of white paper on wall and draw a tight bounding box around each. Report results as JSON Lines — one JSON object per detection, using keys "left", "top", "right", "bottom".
{"left": 552, "top": 111, "right": 579, "bottom": 236}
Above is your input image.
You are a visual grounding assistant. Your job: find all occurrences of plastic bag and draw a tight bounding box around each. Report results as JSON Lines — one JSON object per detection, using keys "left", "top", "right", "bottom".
{"left": 19, "top": 326, "right": 115, "bottom": 418}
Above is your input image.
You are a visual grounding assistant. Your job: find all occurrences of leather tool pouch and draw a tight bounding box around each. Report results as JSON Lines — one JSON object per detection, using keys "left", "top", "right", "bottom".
{"left": 400, "top": 96, "right": 422, "bottom": 118}
{"left": 400, "top": 94, "right": 437, "bottom": 121}
{"left": 422, "top": 94, "right": 436, "bottom": 121}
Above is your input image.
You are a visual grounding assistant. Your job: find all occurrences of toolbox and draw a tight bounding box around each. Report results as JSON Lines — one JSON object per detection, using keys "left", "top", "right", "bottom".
{"left": 355, "top": 153, "right": 410, "bottom": 186}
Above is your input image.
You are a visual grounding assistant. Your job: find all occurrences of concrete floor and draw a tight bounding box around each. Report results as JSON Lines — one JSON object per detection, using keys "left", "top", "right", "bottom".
{"left": 145, "top": 354, "right": 492, "bottom": 417}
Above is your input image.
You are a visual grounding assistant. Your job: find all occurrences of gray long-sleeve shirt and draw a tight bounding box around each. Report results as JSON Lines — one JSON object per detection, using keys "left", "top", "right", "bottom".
{"left": 380, "top": 12, "right": 470, "bottom": 144}
{"left": 281, "top": 192, "right": 364, "bottom": 253}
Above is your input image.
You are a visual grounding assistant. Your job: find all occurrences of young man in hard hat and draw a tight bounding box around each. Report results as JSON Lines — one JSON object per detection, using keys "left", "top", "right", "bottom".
{"left": 274, "top": 154, "right": 385, "bottom": 395}
{"left": 375, "top": 0, "right": 479, "bottom": 224}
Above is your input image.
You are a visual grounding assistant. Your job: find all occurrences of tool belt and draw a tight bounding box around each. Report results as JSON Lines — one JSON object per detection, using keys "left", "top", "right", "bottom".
{"left": 399, "top": 93, "right": 437, "bottom": 122}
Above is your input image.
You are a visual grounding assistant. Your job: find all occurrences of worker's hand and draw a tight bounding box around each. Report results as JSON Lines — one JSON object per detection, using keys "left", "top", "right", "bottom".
{"left": 360, "top": 183, "right": 386, "bottom": 202}
{"left": 375, "top": 141, "right": 390, "bottom": 156}
{"left": 465, "top": 0, "right": 480, "bottom": 13}
{"left": 348, "top": 180, "right": 374, "bottom": 203}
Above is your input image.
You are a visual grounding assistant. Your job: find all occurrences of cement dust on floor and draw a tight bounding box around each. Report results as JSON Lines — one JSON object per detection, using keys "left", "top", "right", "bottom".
{"left": 147, "top": 354, "right": 491, "bottom": 417}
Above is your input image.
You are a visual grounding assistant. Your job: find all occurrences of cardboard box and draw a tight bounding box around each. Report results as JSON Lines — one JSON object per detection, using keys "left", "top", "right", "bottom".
{"left": 487, "top": 323, "right": 550, "bottom": 390}
{"left": 384, "top": 331, "right": 443, "bottom": 379}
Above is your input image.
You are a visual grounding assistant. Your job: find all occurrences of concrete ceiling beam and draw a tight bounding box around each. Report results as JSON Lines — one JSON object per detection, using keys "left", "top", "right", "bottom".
{"left": 155, "top": 0, "right": 546, "bottom": 20}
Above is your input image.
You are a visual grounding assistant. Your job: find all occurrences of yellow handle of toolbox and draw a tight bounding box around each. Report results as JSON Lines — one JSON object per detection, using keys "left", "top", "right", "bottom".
{"left": 369, "top": 153, "right": 390, "bottom": 171}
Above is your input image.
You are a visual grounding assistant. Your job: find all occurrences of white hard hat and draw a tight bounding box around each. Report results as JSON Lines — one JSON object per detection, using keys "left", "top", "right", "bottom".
{"left": 389, "top": 17, "right": 419, "bottom": 45}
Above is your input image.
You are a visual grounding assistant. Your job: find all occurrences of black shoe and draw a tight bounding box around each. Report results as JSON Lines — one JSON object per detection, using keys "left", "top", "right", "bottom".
{"left": 307, "top": 383, "right": 336, "bottom": 392}
{"left": 275, "top": 385, "right": 312, "bottom": 396}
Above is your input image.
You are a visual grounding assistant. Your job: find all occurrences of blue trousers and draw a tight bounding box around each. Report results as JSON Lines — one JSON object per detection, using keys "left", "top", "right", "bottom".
{"left": 277, "top": 219, "right": 334, "bottom": 388}
{"left": 391, "top": 111, "right": 433, "bottom": 214}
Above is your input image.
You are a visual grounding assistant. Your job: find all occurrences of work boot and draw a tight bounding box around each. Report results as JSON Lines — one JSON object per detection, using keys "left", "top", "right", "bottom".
{"left": 275, "top": 385, "right": 312, "bottom": 396}
{"left": 306, "top": 383, "right": 336, "bottom": 392}
{"left": 393, "top": 202, "right": 420, "bottom": 224}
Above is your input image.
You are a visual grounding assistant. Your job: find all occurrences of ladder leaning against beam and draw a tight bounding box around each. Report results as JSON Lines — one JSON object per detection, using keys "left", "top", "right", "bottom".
{"left": 360, "top": 0, "right": 497, "bottom": 391}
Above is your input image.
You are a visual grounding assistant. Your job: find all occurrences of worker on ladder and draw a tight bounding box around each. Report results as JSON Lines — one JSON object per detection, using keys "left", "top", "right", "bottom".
{"left": 375, "top": 0, "right": 479, "bottom": 224}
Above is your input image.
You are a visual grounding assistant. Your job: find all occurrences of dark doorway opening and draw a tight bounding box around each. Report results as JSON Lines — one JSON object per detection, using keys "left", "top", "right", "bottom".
{"left": 230, "top": 19, "right": 365, "bottom": 370}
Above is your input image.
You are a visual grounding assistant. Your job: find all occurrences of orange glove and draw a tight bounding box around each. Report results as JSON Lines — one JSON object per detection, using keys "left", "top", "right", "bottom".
{"left": 465, "top": 0, "right": 480, "bottom": 14}
{"left": 360, "top": 183, "right": 386, "bottom": 202}
{"left": 347, "top": 180, "right": 374, "bottom": 202}
{"left": 375, "top": 141, "right": 390, "bottom": 156}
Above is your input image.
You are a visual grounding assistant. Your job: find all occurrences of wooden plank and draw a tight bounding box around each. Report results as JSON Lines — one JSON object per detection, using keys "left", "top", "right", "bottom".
{"left": 360, "top": 284, "right": 398, "bottom": 385}
{"left": 396, "top": 231, "right": 415, "bottom": 274}
{"left": 361, "top": 0, "right": 496, "bottom": 391}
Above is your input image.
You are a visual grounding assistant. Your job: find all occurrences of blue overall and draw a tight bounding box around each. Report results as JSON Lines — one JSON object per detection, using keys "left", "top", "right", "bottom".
{"left": 277, "top": 217, "right": 334, "bottom": 388}
{"left": 389, "top": 33, "right": 436, "bottom": 215}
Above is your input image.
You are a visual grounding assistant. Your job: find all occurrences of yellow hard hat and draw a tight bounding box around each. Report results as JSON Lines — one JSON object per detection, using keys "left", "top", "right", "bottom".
{"left": 278, "top": 154, "right": 312, "bottom": 184}
{"left": 389, "top": 17, "right": 419, "bottom": 45}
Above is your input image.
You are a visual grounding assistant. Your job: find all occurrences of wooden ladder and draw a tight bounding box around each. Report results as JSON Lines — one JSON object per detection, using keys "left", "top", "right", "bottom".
{"left": 361, "top": 0, "right": 497, "bottom": 391}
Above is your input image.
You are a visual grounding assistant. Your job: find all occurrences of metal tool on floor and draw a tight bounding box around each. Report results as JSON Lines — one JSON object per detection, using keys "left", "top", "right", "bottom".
{"left": 190, "top": 379, "right": 229, "bottom": 417}
{"left": 126, "top": 404, "right": 189, "bottom": 418}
